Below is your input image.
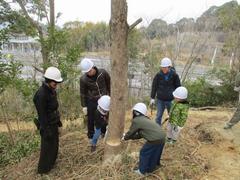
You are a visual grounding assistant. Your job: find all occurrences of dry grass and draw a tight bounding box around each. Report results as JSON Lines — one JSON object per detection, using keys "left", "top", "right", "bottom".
{"left": 1, "top": 109, "right": 238, "bottom": 180}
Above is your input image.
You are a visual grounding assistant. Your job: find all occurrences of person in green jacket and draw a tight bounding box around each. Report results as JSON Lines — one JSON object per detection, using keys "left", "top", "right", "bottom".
{"left": 167, "top": 86, "right": 190, "bottom": 144}
{"left": 122, "top": 103, "right": 166, "bottom": 176}
{"left": 224, "top": 71, "right": 240, "bottom": 129}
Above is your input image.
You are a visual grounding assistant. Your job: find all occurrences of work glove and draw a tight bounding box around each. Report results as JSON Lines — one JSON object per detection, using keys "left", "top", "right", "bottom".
{"left": 104, "top": 126, "right": 108, "bottom": 142}
{"left": 82, "top": 107, "right": 88, "bottom": 116}
{"left": 121, "top": 133, "right": 126, "bottom": 141}
{"left": 150, "top": 99, "right": 155, "bottom": 105}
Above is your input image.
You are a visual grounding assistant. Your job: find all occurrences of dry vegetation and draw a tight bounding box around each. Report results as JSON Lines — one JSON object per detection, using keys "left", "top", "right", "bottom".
{"left": 1, "top": 109, "right": 240, "bottom": 180}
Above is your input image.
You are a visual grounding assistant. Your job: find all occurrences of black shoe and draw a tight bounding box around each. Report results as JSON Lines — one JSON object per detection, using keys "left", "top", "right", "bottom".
{"left": 133, "top": 166, "right": 138, "bottom": 171}
{"left": 133, "top": 162, "right": 139, "bottom": 170}
{"left": 154, "top": 164, "right": 164, "bottom": 171}
{"left": 91, "top": 145, "right": 96, "bottom": 152}
{"left": 101, "top": 133, "right": 105, "bottom": 138}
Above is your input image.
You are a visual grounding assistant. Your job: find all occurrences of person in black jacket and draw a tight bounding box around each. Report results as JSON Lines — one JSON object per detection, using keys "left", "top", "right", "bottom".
{"left": 80, "top": 58, "right": 111, "bottom": 139}
{"left": 90, "top": 95, "right": 110, "bottom": 152}
{"left": 33, "top": 67, "right": 63, "bottom": 174}
{"left": 150, "top": 57, "right": 181, "bottom": 125}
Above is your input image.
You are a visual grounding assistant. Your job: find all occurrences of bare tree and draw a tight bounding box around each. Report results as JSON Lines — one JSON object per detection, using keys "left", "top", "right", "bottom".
{"left": 181, "top": 34, "right": 209, "bottom": 83}
{"left": 104, "top": 0, "right": 141, "bottom": 162}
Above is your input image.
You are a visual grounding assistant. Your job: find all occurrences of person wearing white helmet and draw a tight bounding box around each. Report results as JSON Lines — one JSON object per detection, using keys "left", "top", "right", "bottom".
{"left": 90, "top": 95, "right": 111, "bottom": 152}
{"left": 150, "top": 57, "right": 181, "bottom": 125}
{"left": 166, "top": 86, "right": 189, "bottom": 144}
{"left": 79, "top": 58, "right": 111, "bottom": 140}
{"left": 33, "top": 66, "right": 63, "bottom": 174}
{"left": 122, "top": 103, "right": 166, "bottom": 176}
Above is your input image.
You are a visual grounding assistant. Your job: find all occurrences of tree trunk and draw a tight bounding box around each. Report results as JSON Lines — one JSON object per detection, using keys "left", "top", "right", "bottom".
{"left": 49, "top": 0, "right": 55, "bottom": 29}
{"left": 49, "top": 0, "right": 55, "bottom": 54}
{"left": 104, "top": 0, "right": 129, "bottom": 162}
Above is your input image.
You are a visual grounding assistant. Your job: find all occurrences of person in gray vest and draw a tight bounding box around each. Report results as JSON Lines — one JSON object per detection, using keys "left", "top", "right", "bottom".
{"left": 224, "top": 72, "right": 240, "bottom": 129}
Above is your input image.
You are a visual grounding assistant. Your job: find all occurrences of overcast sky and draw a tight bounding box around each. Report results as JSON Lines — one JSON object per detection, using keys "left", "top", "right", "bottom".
{"left": 55, "top": 0, "right": 240, "bottom": 26}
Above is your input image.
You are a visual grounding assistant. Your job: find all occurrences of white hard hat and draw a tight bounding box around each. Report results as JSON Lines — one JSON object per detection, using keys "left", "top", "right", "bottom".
{"left": 133, "top": 103, "right": 147, "bottom": 116}
{"left": 98, "top": 95, "right": 111, "bottom": 111}
{"left": 80, "top": 58, "right": 94, "bottom": 73}
{"left": 44, "top": 67, "right": 63, "bottom": 82}
{"left": 173, "top": 86, "right": 188, "bottom": 99}
{"left": 160, "top": 57, "right": 172, "bottom": 67}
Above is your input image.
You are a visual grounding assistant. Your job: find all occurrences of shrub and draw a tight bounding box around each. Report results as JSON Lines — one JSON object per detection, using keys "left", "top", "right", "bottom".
{"left": 185, "top": 68, "right": 238, "bottom": 107}
{"left": 0, "top": 131, "right": 40, "bottom": 167}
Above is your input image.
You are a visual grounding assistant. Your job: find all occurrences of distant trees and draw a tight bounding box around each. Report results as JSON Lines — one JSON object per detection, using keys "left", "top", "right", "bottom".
{"left": 217, "top": 1, "right": 240, "bottom": 70}
{"left": 146, "top": 19, "right": 168, "bottom": 39}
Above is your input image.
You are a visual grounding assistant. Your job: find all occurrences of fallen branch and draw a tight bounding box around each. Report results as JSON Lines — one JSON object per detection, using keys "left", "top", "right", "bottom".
{"left": 191, "top": 141, "right": 202, "bottom": 156}
{"left": 191, "top": 106, "right": 236, "bottom": 111}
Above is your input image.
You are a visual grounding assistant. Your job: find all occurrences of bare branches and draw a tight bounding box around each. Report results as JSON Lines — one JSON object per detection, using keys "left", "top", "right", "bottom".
{"left": 32, "top": 65, "right": 44, "bottom": 74}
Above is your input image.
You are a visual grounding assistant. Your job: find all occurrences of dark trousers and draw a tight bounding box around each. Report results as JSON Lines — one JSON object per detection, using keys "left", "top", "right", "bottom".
{"left": 139, "top": 141, "right": 165, "bottom": 174}
{"left": 38, "top": 126, "right": 59, "bottom": 174}
{"left": 156, "top": 99, "right": 172, "bottom": 125}
{"left": 87, "top": 99, "right": 98, "bottom": 139}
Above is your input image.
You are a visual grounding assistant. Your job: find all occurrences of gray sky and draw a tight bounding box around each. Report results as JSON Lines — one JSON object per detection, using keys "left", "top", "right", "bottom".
{"left": 56, "top": 0, "right": 240, "bottom": 26}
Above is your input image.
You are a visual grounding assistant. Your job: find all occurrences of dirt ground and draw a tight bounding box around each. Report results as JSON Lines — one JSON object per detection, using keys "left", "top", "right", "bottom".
{"left": 0, "top": 109, "right": 240, "bottom": 180}
{"left": 190, "top": 110, "right": 240, "bottom": 180}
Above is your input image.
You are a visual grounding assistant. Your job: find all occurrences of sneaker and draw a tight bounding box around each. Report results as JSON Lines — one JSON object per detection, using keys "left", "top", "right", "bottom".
{"left": 134, "top": 169, "right": 144, "bottom": 176}
{"left": 91, "top": 145, "right": 96, "bottom": 152}
{"left": 224, "top": 123, "right": 233, "bottom": 129}
{"left": 166, "top": 138, "right": 172, "bottom": 143}
{"left": 167, "top": 139, "right": 176, "bottom": 145}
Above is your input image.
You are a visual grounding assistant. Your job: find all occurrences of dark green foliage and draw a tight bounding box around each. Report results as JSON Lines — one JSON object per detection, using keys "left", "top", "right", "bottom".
{"left": 185, "top": 68, "right": 238, "bottom": 107}
{"left": 185, "top": 78, "right": 221, "bottom": 107}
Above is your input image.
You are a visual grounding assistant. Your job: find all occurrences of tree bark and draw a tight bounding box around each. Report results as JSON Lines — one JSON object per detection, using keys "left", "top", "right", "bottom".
{"left": 49, "top": 0, "right": 55, "bottom": 29}
{"left": 104, "top": 0, "right": 129, "bottom": 162}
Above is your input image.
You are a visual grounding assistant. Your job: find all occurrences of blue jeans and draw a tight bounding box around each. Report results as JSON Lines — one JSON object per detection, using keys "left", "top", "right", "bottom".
{"left": 139, "top": 142, "right": 165, "bottom": 174}
{"left": 156, "top": 99, "right": 172, "bottom": 125}
{"left": 91, "top": 128, "right": 101, "bottom": 146}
